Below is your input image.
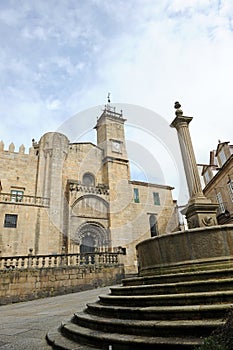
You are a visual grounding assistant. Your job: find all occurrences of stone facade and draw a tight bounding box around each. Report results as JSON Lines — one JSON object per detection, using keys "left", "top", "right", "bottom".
{"left": 0, "top": 106, "right": 178, "bottom": 274}
{"left": 200, "top": 141, "right": 233, "bottom": 224}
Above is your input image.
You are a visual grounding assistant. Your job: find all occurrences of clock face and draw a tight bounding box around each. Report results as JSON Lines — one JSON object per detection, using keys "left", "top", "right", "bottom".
{"left": 112, "top": 140, "right": 122, "bottom": 153}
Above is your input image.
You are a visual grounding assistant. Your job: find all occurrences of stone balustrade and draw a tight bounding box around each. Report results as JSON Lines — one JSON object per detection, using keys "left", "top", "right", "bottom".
{"left": 0, "top": 252, "right": 120, "bottom": 270}
{"left": 0, "top": 192, "right": 50, "bottom": 207}
{"left": 68, "top": 180, "right": 109, "bottom": 196}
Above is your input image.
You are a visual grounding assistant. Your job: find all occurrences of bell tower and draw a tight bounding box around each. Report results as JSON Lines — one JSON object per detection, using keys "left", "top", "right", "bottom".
{"left": 95, "top": 104, "right": 130, "bottom": 183}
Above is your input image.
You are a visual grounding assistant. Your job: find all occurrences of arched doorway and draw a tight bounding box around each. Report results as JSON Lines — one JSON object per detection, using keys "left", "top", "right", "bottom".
{"left": 74, "top": 222, "right": 110, "bottom": 263}
{"left": 80, "top": 232, "right": 96, "bottom": 264}
{"left": 80, "top": 233, "right": 95, "bottom": 254}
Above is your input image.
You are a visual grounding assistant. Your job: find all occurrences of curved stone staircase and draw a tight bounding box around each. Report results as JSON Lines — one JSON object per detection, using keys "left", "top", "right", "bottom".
{"left": 46, "top": 267, "right": 233, "bottom": 349}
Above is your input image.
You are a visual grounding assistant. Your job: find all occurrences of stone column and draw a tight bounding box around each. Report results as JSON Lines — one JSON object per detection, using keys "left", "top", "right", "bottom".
{"left": 170, "top": 102, "right": 218, "bottom": 229}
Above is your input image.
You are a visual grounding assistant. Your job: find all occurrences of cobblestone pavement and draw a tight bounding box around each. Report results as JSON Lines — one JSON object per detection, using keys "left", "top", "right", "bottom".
{"left": 0, "top": 286, "right": 111, "bottom": 350}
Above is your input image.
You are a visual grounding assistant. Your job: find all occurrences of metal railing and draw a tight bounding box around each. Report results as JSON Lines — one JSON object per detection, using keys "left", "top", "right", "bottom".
{"left": 0, "top": 193, "right": 50, "bottom": 207}
{"left": 0, "top": 252, "right": 121, "bottom": 270}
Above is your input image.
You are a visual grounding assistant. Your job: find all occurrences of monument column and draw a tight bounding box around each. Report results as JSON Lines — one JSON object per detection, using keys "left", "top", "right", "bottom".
{"left": 171, "top": 102, "right": 218, "bottom": 229}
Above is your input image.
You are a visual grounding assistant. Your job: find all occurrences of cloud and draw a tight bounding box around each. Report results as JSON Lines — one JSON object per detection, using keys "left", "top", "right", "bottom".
{"left": 0, "top": 0, "right": 233, "bottom": 204}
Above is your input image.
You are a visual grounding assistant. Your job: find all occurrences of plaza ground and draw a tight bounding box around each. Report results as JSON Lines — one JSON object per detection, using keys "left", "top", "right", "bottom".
{"left": 0, "top": 286, "right": 111, "bottom": 350}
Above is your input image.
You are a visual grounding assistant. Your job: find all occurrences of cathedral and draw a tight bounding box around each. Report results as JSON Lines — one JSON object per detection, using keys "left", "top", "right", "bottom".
{"left": 0, "top": 105, "right": 178, "bottom": 273}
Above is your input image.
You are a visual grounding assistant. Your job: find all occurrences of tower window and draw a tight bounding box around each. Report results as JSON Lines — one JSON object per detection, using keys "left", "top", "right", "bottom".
{"left": 11, "top": 190, "right": 24, "bottom": 202}
{"left": 4, "top": 214, "right": 18, "bottom": 228}
{"left": 82, "top": 173, "right": 95, "bottom": 187}
{"left": 153, "top": 192, "right": 160, "bottom": 205}
{"left": 133, "top": 188, "right": 139, "bottom": 203}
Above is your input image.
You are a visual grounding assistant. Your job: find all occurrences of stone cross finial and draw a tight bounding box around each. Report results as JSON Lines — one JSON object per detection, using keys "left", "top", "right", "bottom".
{"left": 174, "top": 101, "right": 183, "bottom": 116}
{"left": 174, "top": 101, "right": 181, "bottom": 109}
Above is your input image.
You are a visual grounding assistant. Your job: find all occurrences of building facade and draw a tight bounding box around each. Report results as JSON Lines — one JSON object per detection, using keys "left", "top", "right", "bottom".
{"left": 201, "top": 141, "right": 233, "bottom": 225}
{"left": 0, "top": 106, "right": 178, "bottom": 273}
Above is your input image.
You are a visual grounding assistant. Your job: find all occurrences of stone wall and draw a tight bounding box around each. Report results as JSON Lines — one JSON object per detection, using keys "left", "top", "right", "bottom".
{"left": 0, "top": 264, "right": 124, "bottom": 305}
{"left": 0, "top": 142, "right": 38, "bottom": 195}
{"left": 136, "top": 224, "right": 233, "bottom": 276}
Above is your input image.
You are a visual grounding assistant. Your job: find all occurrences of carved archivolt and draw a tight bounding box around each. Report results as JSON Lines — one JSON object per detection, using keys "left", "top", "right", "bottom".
{"left": 74, "top": 222, "right": 110, "bottom": 248}
{"left": 71, "top": 195, "right": 109, "bottom": 218}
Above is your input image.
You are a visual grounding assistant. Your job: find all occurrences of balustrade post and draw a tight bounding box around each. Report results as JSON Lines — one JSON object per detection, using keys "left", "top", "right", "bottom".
{"left": 28, "top": 248, "right": 33, "bottom": 268}
{"left": 20, "top": 257, "right": 24, "bottom": 268}
{"left": 4, "top": 258, "right": 7, "bottom": 269}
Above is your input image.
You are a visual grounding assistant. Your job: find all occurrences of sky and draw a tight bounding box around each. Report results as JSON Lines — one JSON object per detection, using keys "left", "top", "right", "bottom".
{"left": 1, "top": 0, "right": 233, "bottom": 205}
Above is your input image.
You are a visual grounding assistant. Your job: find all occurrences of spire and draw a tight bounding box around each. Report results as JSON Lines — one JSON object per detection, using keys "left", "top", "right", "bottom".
{"left": 97, "top": 92, "right": 123, "bottom": 121}
{"left": 107, "top": 92, "right": 111, "bottom": 104}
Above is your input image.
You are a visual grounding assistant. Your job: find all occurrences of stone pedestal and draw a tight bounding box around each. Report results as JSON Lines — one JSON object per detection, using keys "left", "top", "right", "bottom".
{"left": 184, "top": 201, "right": 218, "bottom": 228}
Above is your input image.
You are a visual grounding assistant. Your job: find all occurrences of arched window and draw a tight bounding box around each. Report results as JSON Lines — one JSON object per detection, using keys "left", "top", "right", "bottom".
{"left": 82, "top": 172, "right": 95, "bottom": 187}
{"left": 149, "top": 214, "right": 158, "bottom": 237}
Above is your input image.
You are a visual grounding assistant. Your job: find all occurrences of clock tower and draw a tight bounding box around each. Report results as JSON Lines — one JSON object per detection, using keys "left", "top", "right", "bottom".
{"left": 95, "top": 104, "right": 130, "bottom": 183}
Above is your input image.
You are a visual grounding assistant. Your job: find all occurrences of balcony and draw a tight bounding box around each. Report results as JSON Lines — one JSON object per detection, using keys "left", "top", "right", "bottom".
{"left": 68, "top": 180, "right": 109, "bottom": 196}
{"left": 0, "top": 193, "right": 50, "bottom": 207}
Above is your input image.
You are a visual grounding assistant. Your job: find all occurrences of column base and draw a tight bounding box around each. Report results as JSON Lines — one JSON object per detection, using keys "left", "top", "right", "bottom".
{"left": 185, "top": 201, "right": 218, "bottom": 229}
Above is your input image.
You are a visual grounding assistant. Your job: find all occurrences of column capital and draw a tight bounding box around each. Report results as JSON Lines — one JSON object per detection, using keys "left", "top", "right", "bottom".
{"left": 170, "top": 101, "right": 193, "bottom": 129}
{"left": 170, "top": 115, "right": 193, "bottom": 129}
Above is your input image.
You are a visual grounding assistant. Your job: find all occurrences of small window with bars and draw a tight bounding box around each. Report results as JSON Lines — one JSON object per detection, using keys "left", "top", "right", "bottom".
{"left": 11, "top": 190, "right": 24, "bottom": 202}
{"left": 153, "top": 192, "right": 160, "bottom": 205}
{"left": 4, "top": 214, "right": 18, "bottom": 228}
{"left": 133, "top": 188, "right": 139, "bottom": 203}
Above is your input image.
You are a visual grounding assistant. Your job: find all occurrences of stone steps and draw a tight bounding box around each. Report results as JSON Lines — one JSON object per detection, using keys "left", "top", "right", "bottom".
{"left": 123, "top": 267, "right": 233, "bottom": 286}
{"left": 60, "top": 322, "right": 203, "bottom": 350}
{"left": 86, "top": 301, "right": 232, "bottom": 320}
{"left": 73, "top": 311, "right": 223, "bottom": 338}
{"left": 46, "top": 266, "right": 233, "bottom": 349}
{"left": 47, "top": 326, "right": 98, "bottom": 350}
{"left": 111, "top": 277, "right": 233, "bottom": 295}
{"left": 98, "top": 290, "right": 233, "bottom": 307}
